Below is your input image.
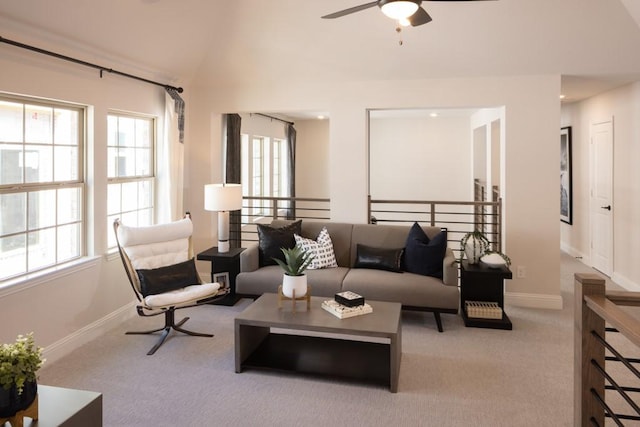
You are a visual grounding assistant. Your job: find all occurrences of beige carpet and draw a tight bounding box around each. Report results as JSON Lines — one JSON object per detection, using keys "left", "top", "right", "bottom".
{"left": 37, "top": 253, "right": 633, "bottom": 426}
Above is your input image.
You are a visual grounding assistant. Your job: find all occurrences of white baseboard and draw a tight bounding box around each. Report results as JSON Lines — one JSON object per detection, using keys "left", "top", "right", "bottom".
{"left": 611, "top": 272, "right": 640, "bottom": 292}
{"left": 43, "top": 301, "right": 137, "bottom": 365}
{"left": 505, "top": 291, "right": 563, "bottom": 310}
{"left": 561, "top": 246, "right": 640, "bottom": 292}
{"left": 561, "top": 243, "right": 589, "bottom": 264}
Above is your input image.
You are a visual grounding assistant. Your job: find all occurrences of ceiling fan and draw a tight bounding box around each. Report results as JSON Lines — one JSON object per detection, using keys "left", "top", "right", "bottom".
{"left": 322, "top": 0, "right": 494, "bottom": 27}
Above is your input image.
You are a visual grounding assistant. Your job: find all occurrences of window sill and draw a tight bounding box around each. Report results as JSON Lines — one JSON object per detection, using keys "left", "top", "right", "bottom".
{"left": 0, "top": 256, "right": 101, "bottom": 298}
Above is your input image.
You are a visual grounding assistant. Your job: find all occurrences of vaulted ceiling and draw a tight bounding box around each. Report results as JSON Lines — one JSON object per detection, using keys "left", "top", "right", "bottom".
{"left": 2, "top": 0, "right": 640, "bottom": 102}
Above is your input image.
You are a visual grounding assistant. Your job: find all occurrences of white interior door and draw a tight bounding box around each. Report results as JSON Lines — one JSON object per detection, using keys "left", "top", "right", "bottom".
{"left": 591, "top": 120, "right": 613, "bottom": 276}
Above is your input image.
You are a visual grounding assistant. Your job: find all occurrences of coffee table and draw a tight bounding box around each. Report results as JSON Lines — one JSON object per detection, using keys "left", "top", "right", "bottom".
{"left": 235, "top": 293, "right": 402, "bottom": 392}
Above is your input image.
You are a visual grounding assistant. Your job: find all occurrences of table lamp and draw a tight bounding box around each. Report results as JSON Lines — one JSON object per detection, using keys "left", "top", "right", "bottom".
{"left": 204, "top": 183, "right": 243, "bottom": 253}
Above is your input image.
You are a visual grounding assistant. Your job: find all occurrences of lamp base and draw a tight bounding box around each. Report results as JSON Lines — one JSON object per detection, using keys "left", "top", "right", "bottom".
{"left": 217, "top": 210, "right": 230, "bottom": 253}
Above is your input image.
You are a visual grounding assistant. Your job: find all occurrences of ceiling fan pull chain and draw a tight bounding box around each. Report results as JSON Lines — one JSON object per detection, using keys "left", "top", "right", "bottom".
{"left": 396, "top": 25, "right": 404, "bottom": 46}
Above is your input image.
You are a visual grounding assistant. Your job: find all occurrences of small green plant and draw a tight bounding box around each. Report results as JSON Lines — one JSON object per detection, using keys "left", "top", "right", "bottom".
{"left": 273, "top": 245, "right": 314, "bottom": 276}
{"left": 0, "top": 333, "right": 45, "bottom": 395}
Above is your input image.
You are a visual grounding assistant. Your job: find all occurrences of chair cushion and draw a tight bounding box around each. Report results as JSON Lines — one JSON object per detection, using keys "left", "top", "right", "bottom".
{"left": 257, "top": 220, "right": 302, "bottom": 267}
{"left": 294, "top": 226, "right": 338, "bottom": 269}
{"left": 117, "top": 218, "right": 192, "bottom": 246}
{"left": 403, "top": 223, "right": 448, "bottom": 279}
{"left": 354, "top": 244, "right": 404, "bottom": 273}
{"left": 144, "top": 282, "right": 220, "bottom": 309}
{"left": 136, "top": 258, "right": 200, "bottom": 297}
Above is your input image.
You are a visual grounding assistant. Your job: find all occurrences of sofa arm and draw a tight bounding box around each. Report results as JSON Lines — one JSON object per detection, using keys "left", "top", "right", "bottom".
{"left": 442, "top": 248, "right": 459, "bottom": 286}
{"left": 240, "top": 243, "right": 260, "bottom": 273}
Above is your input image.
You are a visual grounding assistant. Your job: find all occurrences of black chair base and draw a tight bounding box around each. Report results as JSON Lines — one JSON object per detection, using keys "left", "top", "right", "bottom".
{"left": 126, "top": 308, "right": 213, "bottom": 355}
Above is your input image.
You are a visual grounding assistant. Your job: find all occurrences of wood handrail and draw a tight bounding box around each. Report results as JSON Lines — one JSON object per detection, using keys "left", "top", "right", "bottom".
{"left": 585, "top": 294, "right": 640, "bottom": 348}
{"left": 606, "top": 290, "right": 640, "bottom": 307}
{"left": 243, "top": 196, "right": 329, "bottom": 202}
{"left": 370, "top": 199, "right": 500, "bottom": 206}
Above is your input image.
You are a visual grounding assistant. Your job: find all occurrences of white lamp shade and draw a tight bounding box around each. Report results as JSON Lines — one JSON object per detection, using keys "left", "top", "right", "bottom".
{"left": 380, "top": 0, "right": 419, "bottom": 20}
{"left": 204, "top": 183, "right": 243, "bottom": 212}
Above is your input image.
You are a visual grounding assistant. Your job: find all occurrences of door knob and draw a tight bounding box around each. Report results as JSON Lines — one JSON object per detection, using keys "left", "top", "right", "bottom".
{"left": 600, "top": 205, "right": 612, "bottom": 211}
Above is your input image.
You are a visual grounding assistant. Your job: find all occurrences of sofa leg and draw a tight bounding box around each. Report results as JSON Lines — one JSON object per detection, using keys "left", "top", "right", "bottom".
{"left": 433, "top": 312, "right": 444, "bottom": 332}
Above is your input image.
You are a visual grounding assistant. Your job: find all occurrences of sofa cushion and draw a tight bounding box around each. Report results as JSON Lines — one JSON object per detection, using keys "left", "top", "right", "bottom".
{"left": 354, "top": 244, "right": 404, "bottom": 273}
{"left": 403, "top": 223, "right": 448, "bottom": 279}
{"left": 257, "top": 220, "right": 302, "bottom": 267}
{"left": 136, "top": 258, "right": 200, "bottom": 297}
{"left": 300, "top": 222, "right": 353, "bottom": 267}
{"left": 236, "top": 265, "right": 348, "bottom": 297}
{"left": 294, "top": 226, "right": 338, "bottom": 269}
{"left": 342, "top": 268, "right": 459, "bottom": 311}
{"left": 349, "top": 224, "right": 412, "bottom": 266}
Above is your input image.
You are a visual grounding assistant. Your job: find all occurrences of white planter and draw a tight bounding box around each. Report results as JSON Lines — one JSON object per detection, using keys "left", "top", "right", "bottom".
{"left": 282, "top": 274, "right": 308, "bottom": 298}
{"left": 464, "top": 237, "right": 485, "bottom": 264}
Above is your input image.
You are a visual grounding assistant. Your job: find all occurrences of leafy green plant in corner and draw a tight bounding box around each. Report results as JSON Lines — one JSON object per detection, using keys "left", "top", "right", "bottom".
{"left": 0, "top": 332, "right": 45, "bottom": 395}
{"left": 273, "top": 245, "right": 314, "bottom": 276}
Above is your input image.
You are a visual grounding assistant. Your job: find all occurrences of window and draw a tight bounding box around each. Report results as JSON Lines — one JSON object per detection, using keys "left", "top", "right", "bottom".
{"left": 107, "top": 113, "right": 155, "bottom": 249}
{"left": 0, "top": 96, "right": 84, "bottom": 281}
{"left": 241, "top": 135, "right": 288, "bottom": 216}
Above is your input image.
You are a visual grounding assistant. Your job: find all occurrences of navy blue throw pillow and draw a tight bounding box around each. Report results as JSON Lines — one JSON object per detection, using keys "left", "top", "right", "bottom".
{"left": 403, "top": 222, "right": 447, "bottom": 278}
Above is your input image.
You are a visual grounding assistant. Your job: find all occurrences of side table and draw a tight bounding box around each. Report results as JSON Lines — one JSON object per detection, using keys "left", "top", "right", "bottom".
{"left": 197, "top": 246, "right": 244, "bottom": 306}
{"left": 460, "top": 260, "right": 513, "bottom": 330}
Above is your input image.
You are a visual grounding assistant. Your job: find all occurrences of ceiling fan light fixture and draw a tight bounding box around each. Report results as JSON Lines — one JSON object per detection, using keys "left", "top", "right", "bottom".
{"left": 380, "top": 0, "right": 420, "bottom": 20}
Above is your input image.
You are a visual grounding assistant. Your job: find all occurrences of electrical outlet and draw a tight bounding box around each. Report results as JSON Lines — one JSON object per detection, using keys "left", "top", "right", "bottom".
{"left": 516, "top": 265, "right": 526, "bottom": 278}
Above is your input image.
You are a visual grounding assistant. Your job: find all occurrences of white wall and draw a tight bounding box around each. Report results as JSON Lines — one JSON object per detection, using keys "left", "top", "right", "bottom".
{"left": 189, "top": 74, "right": 562, "bottom": 309}
{"left": 0, "top": 42, "right": 171, "bottom": 360}
{"left": 369, "top": 115, "right": 471, "bottom": 201}
{"left": 296, "top": 119, "right": 330, "bottom": 199}
{"left": 240, "top": 113, "right": 288, "bottom": 139}
{"left": 561, "top": 81, "right": 640, "bottom": 291}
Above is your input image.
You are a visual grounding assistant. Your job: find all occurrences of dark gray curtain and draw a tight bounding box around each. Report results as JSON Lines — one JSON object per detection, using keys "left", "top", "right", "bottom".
{"left": 165, "top": 88, "right": 185, "bottom": 144}
{"left": 285, "top": 124, "right": 296, "bottom": 219}
{"left": 225, "top": 113, "right": 242, "bottom": 248}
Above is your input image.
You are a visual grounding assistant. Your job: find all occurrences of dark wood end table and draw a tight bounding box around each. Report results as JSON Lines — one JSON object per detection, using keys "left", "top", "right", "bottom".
{"left": 197, "top": 246, "right": 244, "bottom": 306}
{"left": 460, "top": 260, "right": 513, "bottom": 330}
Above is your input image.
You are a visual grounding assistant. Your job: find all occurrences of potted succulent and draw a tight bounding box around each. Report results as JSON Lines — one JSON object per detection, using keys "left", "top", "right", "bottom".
{"left": 273, "top": 245, "right": 314, "bottom": 298}
{"left": 460, "top": 230, "right": 490, "bottom": 264}
{"left": 0, "top": 333, "right": 45, "bottom": 417}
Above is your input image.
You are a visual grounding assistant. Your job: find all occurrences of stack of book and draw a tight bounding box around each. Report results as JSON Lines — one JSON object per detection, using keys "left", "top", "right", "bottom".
{"left": 322, "top": 291, "right": 372, "bottom": 319}
{"left": 465, "top": 301, "right": 503, "bottom": 319}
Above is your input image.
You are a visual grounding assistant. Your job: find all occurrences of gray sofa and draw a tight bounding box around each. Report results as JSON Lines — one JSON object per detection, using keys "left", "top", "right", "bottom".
{"left": 236, "top": 220, "right": 460, "bottom": 331}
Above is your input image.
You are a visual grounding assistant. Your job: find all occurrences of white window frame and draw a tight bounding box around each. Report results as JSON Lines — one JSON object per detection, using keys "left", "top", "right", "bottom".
{"left": 106, "top": 112, "right": 156, "bottom": 250}
{"left": 0, "top": 94, "right": 85, "bottom": 283}
{"left": 241, "top": 134, "right": 289, "bottom": 218}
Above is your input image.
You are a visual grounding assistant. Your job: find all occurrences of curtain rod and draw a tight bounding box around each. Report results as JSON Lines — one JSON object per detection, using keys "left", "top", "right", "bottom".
{"left": 0, "top": 36, "right": 183, "bottom": 93}
{"left": 252, "top": 112, "right": 294, "bottom": 126}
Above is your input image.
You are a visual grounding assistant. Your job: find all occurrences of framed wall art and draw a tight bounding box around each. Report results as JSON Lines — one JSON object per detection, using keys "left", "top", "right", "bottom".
{"left": 560, "top": 126, "right": 572, "bottom": 224}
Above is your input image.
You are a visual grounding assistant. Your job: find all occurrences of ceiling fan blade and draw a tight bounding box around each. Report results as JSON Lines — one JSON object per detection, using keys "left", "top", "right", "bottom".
{"left": 409, "top": 7, "right": 432, "bottom": 26}
{"left": 322, "top": 1, "right": 379, "bottom": 19}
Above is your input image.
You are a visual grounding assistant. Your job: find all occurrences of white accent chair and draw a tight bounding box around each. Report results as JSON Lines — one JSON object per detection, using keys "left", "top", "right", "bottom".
{"left": 114, "top": 216, "right": 226, "bottom": 355}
